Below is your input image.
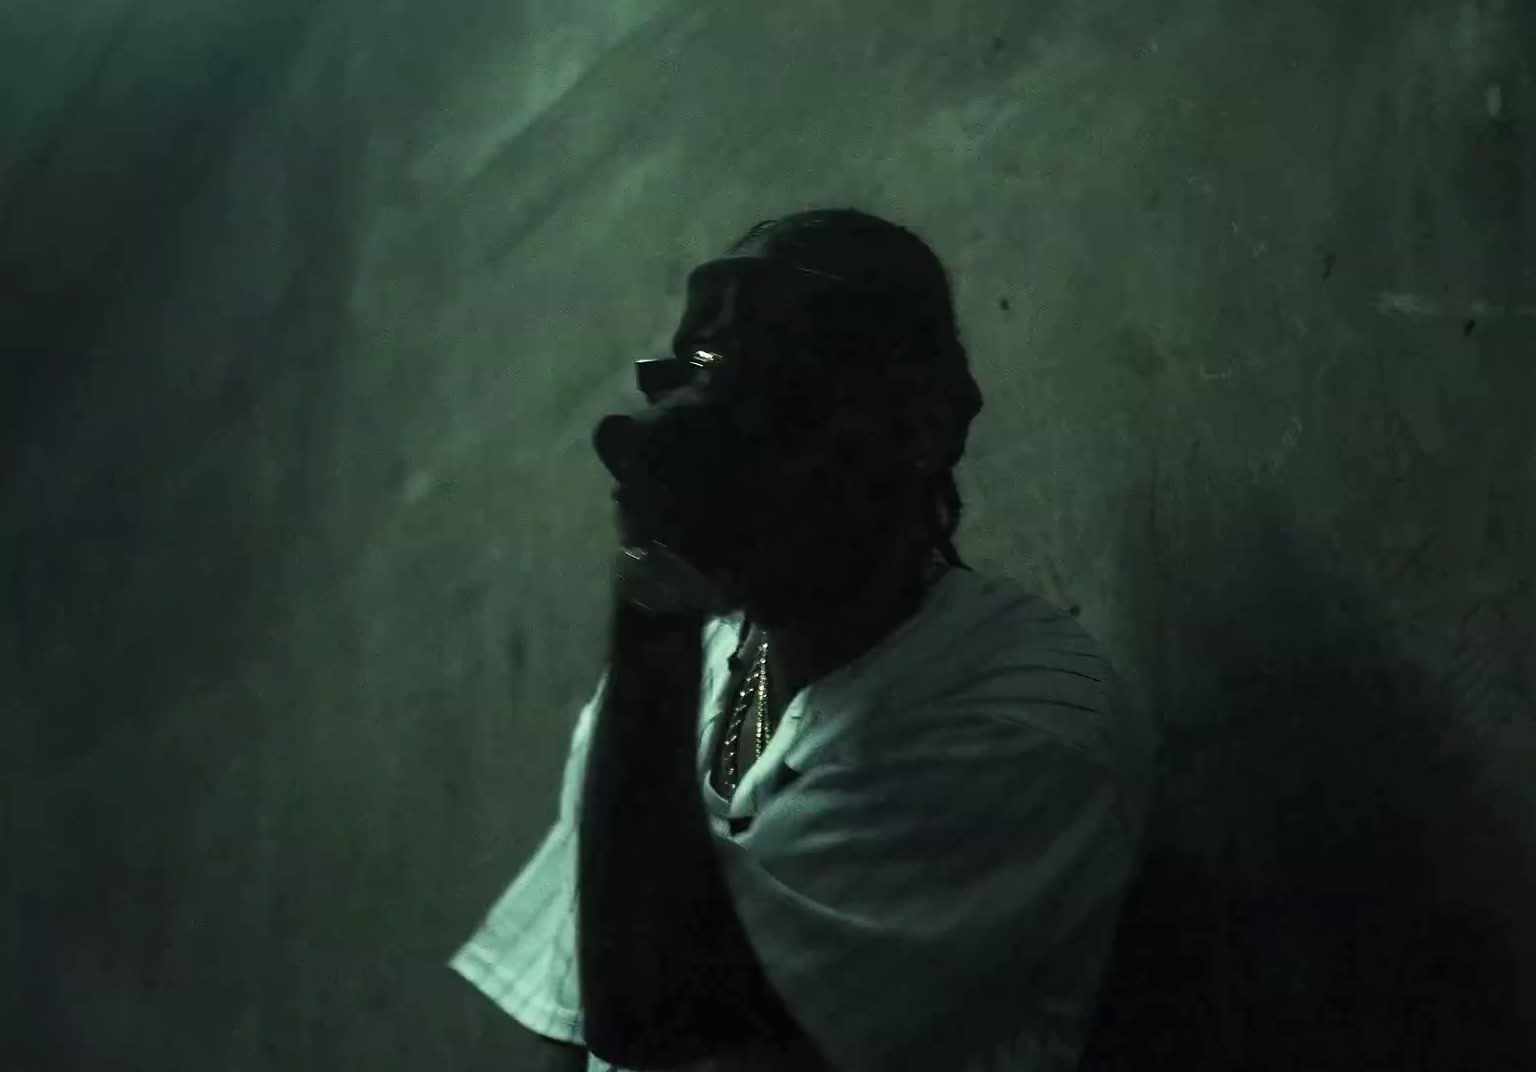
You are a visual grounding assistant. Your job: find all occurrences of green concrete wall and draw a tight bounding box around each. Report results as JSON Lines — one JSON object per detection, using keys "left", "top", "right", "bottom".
{"left": 3, "top": 1, "right": 1534, "bottom": 1068}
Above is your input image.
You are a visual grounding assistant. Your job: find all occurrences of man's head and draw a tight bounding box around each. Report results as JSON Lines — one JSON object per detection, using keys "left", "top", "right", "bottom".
{"left": 597, "top": 209, "right": 983, "bottom": 630}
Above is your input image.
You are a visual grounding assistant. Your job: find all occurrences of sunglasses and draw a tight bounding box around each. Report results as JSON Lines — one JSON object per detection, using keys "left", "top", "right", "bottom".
{"left": 633, "top": 257, "right": 858, "bottom": 403}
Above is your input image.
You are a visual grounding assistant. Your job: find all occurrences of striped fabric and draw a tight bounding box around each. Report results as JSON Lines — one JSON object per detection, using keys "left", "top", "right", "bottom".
{"left": 450, "top": 567, "right": 1162, "bottom": 1072}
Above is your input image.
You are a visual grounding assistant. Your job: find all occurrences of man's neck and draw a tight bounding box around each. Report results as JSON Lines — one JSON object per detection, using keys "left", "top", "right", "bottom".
{"left": 761, "top": 550, "right": 936, "bottom": 702}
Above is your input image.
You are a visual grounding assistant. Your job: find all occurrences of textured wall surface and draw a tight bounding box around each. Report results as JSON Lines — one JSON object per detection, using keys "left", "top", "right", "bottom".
{"left": 3, "top": 1, "right": 1535, "bottom": 1069}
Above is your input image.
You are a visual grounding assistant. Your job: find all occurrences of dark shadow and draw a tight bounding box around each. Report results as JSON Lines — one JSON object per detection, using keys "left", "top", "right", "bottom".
{"left": 1080, "top": 477, "right": 1536, "bottom": 1070}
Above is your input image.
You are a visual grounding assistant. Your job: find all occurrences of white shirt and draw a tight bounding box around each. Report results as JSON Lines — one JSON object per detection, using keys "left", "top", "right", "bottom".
{"left": 450, "top": 566, "right": 1162, "bottom": 1071}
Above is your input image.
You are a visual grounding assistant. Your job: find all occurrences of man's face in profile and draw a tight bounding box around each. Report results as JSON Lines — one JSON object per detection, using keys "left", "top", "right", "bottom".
{"left": 658, "top": 264, "right": 925, "bottom": 627}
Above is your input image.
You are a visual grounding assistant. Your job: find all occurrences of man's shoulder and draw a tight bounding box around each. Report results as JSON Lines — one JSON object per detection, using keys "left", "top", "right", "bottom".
{"left": 948, "top": 571, "right": 1161, "bottom": 786}
{"left": 889, "top": 569, "right": 1133, "bottom": 755}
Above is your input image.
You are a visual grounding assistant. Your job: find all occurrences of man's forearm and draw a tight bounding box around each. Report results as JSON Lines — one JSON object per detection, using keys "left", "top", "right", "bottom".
{"left": 577, "top": 602, "right": 740, "bottom": 1066}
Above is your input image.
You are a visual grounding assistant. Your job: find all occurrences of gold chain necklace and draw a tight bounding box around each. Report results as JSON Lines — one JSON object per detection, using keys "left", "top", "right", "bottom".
{"left": 721, "top": 635, "right": 770, "bottom": 798}
{"left": 716, "top": 552, "right": 949, "bottom": 799}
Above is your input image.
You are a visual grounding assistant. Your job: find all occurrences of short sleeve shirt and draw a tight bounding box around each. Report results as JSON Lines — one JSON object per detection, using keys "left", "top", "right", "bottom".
{"left": 449, "top": 567, "right": 1162, "bottom": 1071}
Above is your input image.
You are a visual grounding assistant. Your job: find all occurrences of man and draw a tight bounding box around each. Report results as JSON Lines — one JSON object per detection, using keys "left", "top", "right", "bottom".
{"left": 449, "top": 209, "right": 1162, "bottom": 1071}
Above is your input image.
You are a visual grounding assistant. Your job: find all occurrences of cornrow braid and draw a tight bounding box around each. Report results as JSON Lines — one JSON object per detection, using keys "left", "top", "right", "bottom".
{"left": 933, "top": 468, "right": 971, "bottom": 573}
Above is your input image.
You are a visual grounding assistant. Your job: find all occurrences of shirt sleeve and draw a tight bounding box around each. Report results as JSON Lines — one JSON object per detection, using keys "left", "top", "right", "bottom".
{"left": 713, "top": 704, "right": 1143, "bottom": 1072}
{"left": 445, "top": 617, "right": 740, "bottom": 1056}
{"left": 447, "top": 670, "right": 611, "bottom": 1046}
{"left": 450, "top": 818, "right": 585, "bottom": 1043}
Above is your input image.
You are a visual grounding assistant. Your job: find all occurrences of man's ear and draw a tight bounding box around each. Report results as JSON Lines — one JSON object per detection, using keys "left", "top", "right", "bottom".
{"left": 822, "top": 406, "right": 906, "bottom": 480}
{"left": 882, "top": 398, "right": 945, "bottom": 474}
{"left": 877, "top": 366, "right": 951, "bottom": 462}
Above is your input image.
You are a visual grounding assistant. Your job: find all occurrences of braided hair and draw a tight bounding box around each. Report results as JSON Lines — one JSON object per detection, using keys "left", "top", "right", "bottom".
{"left": 722, "top": 209, "right": 983, "bottom": 672}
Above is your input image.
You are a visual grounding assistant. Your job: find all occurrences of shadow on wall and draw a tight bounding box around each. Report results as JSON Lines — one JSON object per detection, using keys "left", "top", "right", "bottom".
{"left": 1080, "top": 478, "right": 1536, "bottom": 1072}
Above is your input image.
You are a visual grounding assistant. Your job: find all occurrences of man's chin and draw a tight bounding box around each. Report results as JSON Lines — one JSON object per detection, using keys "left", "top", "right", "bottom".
{"left": 710, "top": 567, "right": 753, "bottom": 619}
{"left": 735, "top": 574, "right": 850, "bottom": 630}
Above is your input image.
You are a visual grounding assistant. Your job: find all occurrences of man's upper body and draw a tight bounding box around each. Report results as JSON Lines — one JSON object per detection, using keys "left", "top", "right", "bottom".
{"left": 450, "top": 562, "right": 1162, "bottom": 1071}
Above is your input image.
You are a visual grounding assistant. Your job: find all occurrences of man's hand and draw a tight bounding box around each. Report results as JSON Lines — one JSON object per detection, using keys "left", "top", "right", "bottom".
{"left": 611, "top": 481, "right": 743, "bottom": 618}
{"left": 612, "top": 485, "right": 740, "bottom": 617}
{"left": 613, "top": 542, "right": 737, "bottom": 617}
